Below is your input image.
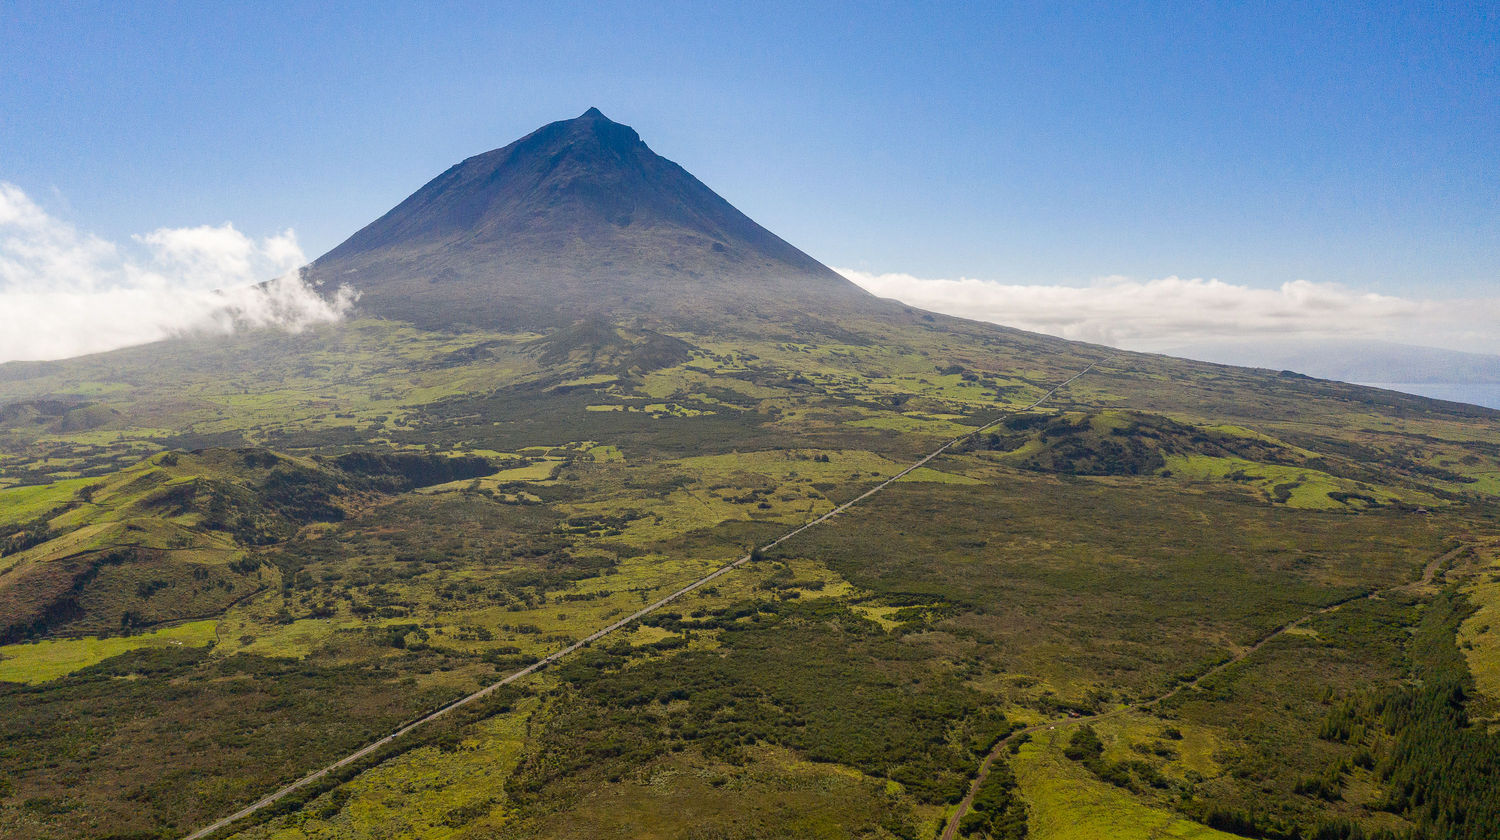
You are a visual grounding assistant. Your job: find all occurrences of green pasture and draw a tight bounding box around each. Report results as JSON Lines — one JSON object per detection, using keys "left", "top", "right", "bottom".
{"left": 0, "top": 619, "right": 218, "bottom": 684}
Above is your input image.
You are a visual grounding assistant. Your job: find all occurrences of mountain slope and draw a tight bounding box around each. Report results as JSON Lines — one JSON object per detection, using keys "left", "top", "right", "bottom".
{"left": 308, "top": 108, "right": 871, "bottom": 329}
{"left": 3, "top": 112, "right": 1500, "bottom": 840}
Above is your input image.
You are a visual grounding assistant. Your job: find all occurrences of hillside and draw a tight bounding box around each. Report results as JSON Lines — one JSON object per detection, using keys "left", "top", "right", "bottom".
{"left": 2, "top": 113, "right": 1499, "bottom": 840}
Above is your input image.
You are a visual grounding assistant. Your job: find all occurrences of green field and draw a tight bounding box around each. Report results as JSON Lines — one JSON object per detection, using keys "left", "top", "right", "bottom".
{"left": 1013, "top": 729, "right": 1240, "bottom": 840}
{"left": 1, "top": 311, "right": 1498, "bottom": 839}
{"left": 0, "top": 619, "right": 219, "bottom": 684}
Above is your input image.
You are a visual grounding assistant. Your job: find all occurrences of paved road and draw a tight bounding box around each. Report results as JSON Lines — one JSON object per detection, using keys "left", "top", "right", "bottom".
{"left": 937, "top": 543, "right": 1467, "bottom": 840}
{"left": 181, "top": 357, "right": 1107, "bottom": 840}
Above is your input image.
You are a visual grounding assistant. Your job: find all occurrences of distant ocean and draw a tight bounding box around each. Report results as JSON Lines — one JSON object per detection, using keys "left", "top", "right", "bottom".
{"left": 1358, "top": 383, "right": 1500, "bottom": 411}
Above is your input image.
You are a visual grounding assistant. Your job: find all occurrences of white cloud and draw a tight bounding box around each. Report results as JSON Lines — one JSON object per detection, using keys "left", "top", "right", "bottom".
{"left": 837, "top": 268, "right": 1500, "bottom": 355}
{"left": 0, "top": 182, "right": 356, "bottom": 363}
{"left": 134, "top": 224, "right": 261, "bottom": 289}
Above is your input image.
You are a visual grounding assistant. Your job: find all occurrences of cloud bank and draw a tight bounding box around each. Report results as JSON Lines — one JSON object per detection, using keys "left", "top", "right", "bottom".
{"left": 838, "top": 268, "right": 1500, "bottom": 355}
{"left": 0, "top": 183, "right": 356, "bottom": 363}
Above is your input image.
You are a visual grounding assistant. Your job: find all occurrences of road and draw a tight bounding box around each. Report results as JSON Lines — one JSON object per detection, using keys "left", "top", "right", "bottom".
{"left": 936, "top": 543, "right": 1468, "bottom": 840}
{"left": 181, "top": 356, "right": 1109, "bottom": 840}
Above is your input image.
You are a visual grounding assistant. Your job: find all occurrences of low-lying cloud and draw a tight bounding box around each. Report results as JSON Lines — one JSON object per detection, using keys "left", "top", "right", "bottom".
{"left": 837, "top": 268, "right": 1500, "bottom": 355}
{"left": 0, "top": 182, "right": 356, "bottom": 363}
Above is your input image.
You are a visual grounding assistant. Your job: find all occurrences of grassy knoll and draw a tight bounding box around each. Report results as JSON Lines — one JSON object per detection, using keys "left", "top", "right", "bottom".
{"left": 1012, "top": 729, "right": 1239, "bottom": 840}
{"left": 0, "top": 618, "right": 218, "bottom": 684}
{"left": 1161, "top": 453, "right": 1432, "bottom": 510}
{"left": 0, "top": 477, "right": 95, "bottom": 526}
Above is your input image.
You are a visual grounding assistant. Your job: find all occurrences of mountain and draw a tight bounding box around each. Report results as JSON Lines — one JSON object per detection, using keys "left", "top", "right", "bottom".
{"left": 4, "top": 112, "right": 1500, "bottom": 840}
{"left": 307, "top": 107, "right": 872, "bottom": 329}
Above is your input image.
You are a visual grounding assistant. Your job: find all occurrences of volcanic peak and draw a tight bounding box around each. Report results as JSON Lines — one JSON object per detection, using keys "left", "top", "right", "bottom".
{"left": 307, "top": 109, "right": 872, "bottom": 329}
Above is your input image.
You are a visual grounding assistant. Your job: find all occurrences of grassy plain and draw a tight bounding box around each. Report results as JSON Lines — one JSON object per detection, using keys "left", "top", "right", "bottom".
{"left": 0, "top": 619, "right": 218, "bottom": 684}
{"left": 1, "top": 311, "right": 1498, "bottom": 839}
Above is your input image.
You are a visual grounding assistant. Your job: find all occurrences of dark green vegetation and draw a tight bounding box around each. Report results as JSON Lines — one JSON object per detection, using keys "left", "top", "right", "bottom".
{"left": 521, "top": 598, "right": 1008, "bottom": 807}
{"left": 3, "top": 110, "right": 1500, "bottom": 839}
{"left": 961, "top": 758, "right": 1028, "bottom": 839}
{"left": 1373, "top": 592, "right": 1500, "bottom": 839}
{"left": 0, "top": 646, "right": 453, "bottom": 838}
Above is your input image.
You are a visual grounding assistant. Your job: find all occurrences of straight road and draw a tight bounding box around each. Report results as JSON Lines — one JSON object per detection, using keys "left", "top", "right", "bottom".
{"left": 183, "top": 356, "right": 1108, "bottom": 840}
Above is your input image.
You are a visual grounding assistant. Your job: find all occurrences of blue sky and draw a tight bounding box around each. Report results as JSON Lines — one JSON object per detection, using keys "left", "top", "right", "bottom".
{"left": 1, "top": 1, "right": 1497, "bottom": 360}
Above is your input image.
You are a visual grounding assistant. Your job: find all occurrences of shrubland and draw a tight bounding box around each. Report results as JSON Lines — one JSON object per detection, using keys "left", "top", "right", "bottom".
{"left": 1, "top": 313, "right": 1498, "bottom": 839}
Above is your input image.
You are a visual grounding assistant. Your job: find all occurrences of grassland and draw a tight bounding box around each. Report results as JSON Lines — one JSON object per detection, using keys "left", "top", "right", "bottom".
{"left": 1458, "top": 537, "right": 1500, "bottom": 710}
{"left": 1, "top": 311, "right": 1498, "bottom": 839}
{"left": 0, "top": 619, "right": 218, "bottom": 684}
{"left": 1011, "top": 729, "right": 1240, "bottom": 840}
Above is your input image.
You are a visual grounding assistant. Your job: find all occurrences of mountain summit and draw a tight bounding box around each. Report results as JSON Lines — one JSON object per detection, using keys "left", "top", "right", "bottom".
{"left": 309, "top": 108, "right": 869, "bottom": 328}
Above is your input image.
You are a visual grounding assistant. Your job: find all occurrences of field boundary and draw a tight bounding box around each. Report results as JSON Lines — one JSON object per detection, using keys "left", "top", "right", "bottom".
{"left": 182, "top": 355, "right": 1109, "bottom": 840}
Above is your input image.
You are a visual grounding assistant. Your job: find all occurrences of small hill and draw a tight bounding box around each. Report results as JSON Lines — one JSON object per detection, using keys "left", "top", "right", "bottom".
{"left": 0, "top": 448, "right": 495, "bottom": 642}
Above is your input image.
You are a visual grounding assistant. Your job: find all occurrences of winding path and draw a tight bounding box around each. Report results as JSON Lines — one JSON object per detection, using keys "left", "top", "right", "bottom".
{"left": 182, "top": 357, "right": 1109, "bottom": 840}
